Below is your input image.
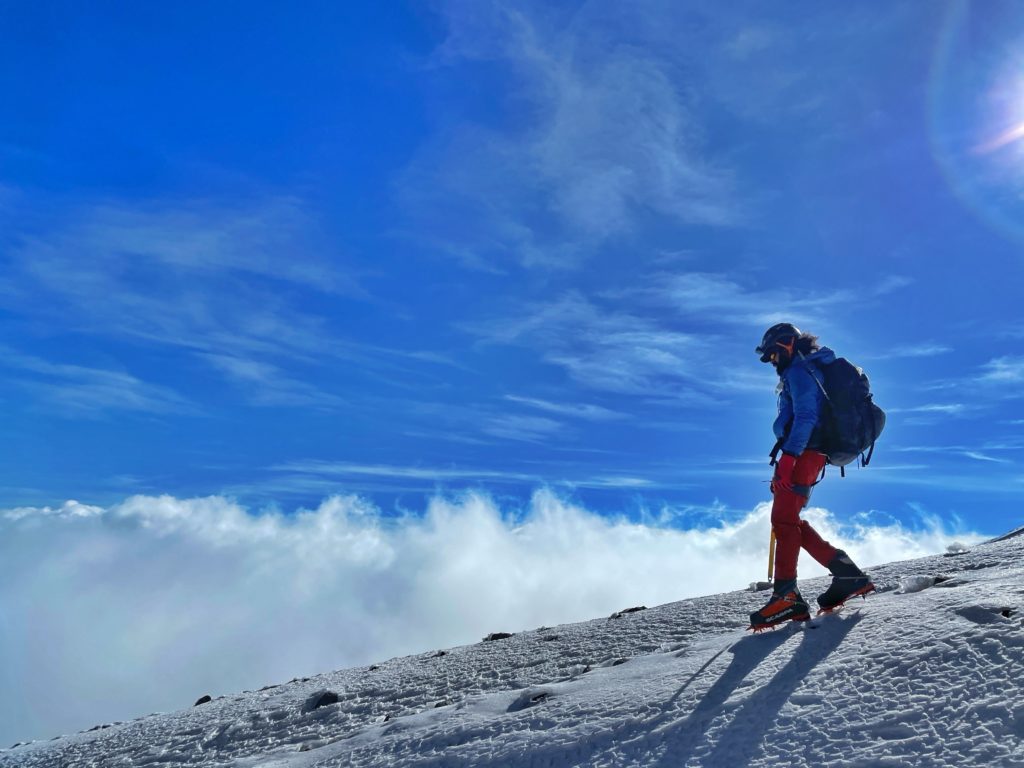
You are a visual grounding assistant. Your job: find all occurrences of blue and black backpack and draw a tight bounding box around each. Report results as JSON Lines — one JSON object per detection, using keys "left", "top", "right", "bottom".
{"left": 810, "top": 357, "right": 886, "bottom": 473}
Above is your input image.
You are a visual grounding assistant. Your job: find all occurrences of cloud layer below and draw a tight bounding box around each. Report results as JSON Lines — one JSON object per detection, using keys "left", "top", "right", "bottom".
{"left": 2, "top": 491, "right": 980, "bottom": 746}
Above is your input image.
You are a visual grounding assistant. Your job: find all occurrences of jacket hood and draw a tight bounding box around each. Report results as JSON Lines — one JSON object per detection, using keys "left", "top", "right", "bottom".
{"left": 776, "top": 346, "right": 836, "bottom": 378}
{"left": 802, "top": 346, "right": 836, "bottom": 365}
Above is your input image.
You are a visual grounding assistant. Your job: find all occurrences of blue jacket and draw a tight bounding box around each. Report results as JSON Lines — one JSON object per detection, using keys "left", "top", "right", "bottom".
{"left": 773, "top": 347, "right": 836, "bottom": 456}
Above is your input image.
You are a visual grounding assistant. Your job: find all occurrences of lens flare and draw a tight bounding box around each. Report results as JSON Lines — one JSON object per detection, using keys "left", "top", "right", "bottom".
{"left": 974, "top": 121, "right": 1024, "bottom": 155}
{"left": 929, "top": 1, "right": 1024, "bottom": 244}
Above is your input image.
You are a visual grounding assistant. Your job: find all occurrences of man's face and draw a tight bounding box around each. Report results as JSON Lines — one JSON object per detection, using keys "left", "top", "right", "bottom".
{"left": 769, "top": 349, "right": 791, "bottom": 374}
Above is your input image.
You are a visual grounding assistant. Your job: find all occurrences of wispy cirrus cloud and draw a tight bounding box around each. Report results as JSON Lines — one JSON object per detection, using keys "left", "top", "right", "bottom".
{"left": 402, "top": 1, "right": 739, "bottom": 271}
{"left": 482, "top": 413, "right": 565, "bottom": 443}
{"left": 887, "top": 403, "right": 970, "bottom": 415}
{"left": 468, "top": 272, "right": 915, "bottom": 401}
{"left": 961, "top": 451, "right": 1013, "bottom": 464}
{"left": 469, "top": 292, "right": 712, "bottom": 399}
{"left": 979, "top": 356, "right": 1024, "bottom": 384}
{"left": 888, "top": 444, "right": 1016, "bottom": 464}
{"left": 0, "top": 193, "right": 460, "bottom": 411}
{"left": 4, "top": 196, "right": 352, "bottom": 356}
{"left": 865, "top": 343, "right": 953, "bottom": 361}
{"left": 912, "top": 356, "right": 1024, "bottom": 413}
{"left": 271, "top": 460, "right": 539, "bottom": 485}
{"left": 261, "top": 460, "right": 670, "bottom": 496}
{"left": 198, "top": 353, "right": 347, "bottom": 411}
{"left": 608, "top": 271, "right": 914, "bottom": 328}
{"left": 406, "top": 2, "right": 922, "bottom": 273}
{"left": 0, "top": 346, "right": 194, "bottom": 417}
{"left": 503, "top": 395, "right": 626, "bottom": 421}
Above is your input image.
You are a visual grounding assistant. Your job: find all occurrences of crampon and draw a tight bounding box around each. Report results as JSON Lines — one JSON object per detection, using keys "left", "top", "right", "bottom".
{"left": 815, "top": 582, "right": 875, "bottom": 616}
{"left": 748, "top": 589, "right": 811, "bottom": 633}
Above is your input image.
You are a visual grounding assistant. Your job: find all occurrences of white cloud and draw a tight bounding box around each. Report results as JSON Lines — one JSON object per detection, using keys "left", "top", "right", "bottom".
{"left": 0, "top": 345, "right": 195, "bottom": 416}
{"left": 1, "top": 194, "right": 462, "bottom": 411}
{"left": 470, "top": 292, "right": 712, "bottom": 398}
{"left": 504, "top": 395, "right": 626, "bottom": 421}
{"left": 7, "top": 198, "right": 347, "bottom": 361}
{"left": 2, "top": 499, "right": 103, "bottom": 521}
{"left": 1, "top": 490, "right": 983, "bottom": 746}
{"left": 270, "top": 460, "right": 540, "bottom": 485}
{"left": 24, "top": 196, "right": 359, "bottom": 295}
{"left": 979, "top": 356, "right": 1024, "bottom": 384}
{"left": 467, "top": 273, "right": 912, "bottom": 400}
{"left": 403, "top": 0, "right": 739, "bottom": 271}
{"left": 483, "top": 413, "right": 565, "bottom": 442}
{"left": 611, "top": 272, "right": 913, "bottom": 328}
{"left": 888, "top": 444, "right": 1017, "bottom": 464}
{"left": 961, "top": 451, "right": 1013, "bottom": 464}
{"left": 887, "top": 403, "right": 969, "bottom": 415}
{"left": 198, "top": 353, "right": 347, "bottom": 410}
{"left": 865, "top": 343, "right": 953, "bottom": 360}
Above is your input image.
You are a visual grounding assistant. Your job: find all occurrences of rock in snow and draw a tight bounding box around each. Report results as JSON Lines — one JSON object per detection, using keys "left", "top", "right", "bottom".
{"left": 483, "top": 632, "right": 515, "bottom": 642}
{"left": 609, "top": 605, "right": 647, "bottom": 619}
{"left": 3, "top": 529, "right": 1024, "bottom": 767}
{"left": 301, "top": 690, "right": 340, "bottom": 714}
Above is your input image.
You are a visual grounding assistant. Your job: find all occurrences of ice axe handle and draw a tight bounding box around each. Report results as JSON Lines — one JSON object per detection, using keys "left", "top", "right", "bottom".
{"left": 767, "top": 528, "right": 776, "bottom": 582}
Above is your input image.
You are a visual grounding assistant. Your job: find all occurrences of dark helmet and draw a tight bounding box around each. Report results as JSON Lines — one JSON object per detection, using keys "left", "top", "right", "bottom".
{"left": 756, "top": 322, "right": 801, "bottom": 362}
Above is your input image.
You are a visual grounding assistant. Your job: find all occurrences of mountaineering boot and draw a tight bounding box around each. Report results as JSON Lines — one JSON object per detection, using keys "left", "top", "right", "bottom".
{"left": 749, "top": 580, "right": 810, "bottom": 631}
{"left": 816, "top": 550, "right": 874, "bottom": 613}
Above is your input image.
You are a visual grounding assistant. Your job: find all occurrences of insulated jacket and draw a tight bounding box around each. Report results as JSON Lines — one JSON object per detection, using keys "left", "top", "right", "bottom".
{"left": 773, "top": 347, "right": 836, "bottom": 456}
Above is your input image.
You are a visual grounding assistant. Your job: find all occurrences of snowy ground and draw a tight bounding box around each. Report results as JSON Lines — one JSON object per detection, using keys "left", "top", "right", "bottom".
{"left": 5, "top": 528, "right": 1024, "bottom": 768}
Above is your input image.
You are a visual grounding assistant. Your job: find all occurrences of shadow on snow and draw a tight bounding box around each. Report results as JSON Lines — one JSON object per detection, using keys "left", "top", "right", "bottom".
{"left": 655, "top": 612, "right": 863, "bottom": 767}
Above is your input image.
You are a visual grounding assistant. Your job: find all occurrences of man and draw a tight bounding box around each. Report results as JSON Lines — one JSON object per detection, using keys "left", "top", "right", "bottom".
{"left": 749, "top": 323, "right": 874, "bottom": 630}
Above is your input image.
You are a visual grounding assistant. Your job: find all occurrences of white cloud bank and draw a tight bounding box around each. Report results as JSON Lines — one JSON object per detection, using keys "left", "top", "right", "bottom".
{"left": 1, "top": 491, "right": 981, "bottom": 747}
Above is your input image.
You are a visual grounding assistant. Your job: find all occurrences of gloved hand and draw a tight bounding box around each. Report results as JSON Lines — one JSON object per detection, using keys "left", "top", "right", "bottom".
{"left": 771, "top": 452, "right": 798, "bottom": 494}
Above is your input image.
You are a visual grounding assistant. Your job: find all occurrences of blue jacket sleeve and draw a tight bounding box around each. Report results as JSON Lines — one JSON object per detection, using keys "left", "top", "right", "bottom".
{"left": 773, "top": 388, "right": 792, "bottom": 441}
{"left": 780, "top": 362, "right": 824, "bottom": 455}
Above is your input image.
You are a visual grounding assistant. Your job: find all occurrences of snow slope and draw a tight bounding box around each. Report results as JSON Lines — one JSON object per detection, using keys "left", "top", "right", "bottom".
{"left": 5, "top": 530, "right": 1024, "bottom": 767}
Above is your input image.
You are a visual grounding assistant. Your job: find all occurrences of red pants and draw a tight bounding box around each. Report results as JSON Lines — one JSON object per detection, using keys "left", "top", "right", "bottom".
{"left": 772, "top": 451, "right": 838, "bottom": 582}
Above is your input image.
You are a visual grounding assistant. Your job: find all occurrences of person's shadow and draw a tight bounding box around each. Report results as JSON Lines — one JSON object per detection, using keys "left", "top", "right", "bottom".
{"left": 655, "top": 612, "right": 862, "bottom": 767}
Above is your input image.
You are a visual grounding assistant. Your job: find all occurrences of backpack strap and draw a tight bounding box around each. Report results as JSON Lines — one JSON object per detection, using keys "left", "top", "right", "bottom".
{"left": 802, "top": 358, "right": 829, "bottom": 401}
{"left": 860, "top": 402, "right": 879, "bottom": 467}
{"left": 863, "top": 440, "right": 876, "bottom": 466}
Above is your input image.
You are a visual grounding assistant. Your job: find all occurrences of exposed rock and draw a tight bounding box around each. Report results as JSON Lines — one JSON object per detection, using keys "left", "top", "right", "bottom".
{"left": 508, "top": 689, "right": 551, "bottom": 713}
{"left": 484, "top": 632, "right": 515, "bottom": 642}
{"left": 302, "top": 690, "right": 340, "bottom": 714}
{"left": 609, "top": 606, "right": 647, "bottom": 619}
{"left": 193, "top": 695, "right": 213, "bottom": 707}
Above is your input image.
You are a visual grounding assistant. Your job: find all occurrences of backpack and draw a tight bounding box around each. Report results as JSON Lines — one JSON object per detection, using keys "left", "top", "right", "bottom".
{"left": 809, "top": 357, "right": 886, "bottom": 472}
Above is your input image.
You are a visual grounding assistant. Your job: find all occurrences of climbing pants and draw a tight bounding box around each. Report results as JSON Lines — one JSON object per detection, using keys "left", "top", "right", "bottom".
{"left": 771, "top": 450, "right": 839, "bottom": 583}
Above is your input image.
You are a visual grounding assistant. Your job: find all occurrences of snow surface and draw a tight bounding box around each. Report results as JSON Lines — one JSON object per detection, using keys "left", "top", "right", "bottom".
{"left": 5, "top": 530, "right": 1024, "bottom": 768}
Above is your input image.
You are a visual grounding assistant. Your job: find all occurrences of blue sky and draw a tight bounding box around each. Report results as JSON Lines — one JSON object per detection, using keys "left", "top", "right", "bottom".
{"left": 3, "top": 1, "right": 1024, "bottom": 534}
{"left": 2, "top": 1, "right": 1023, "bottom": 534}
{"left": 5, "top": 0, "right": 1024, "bottom": 745}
